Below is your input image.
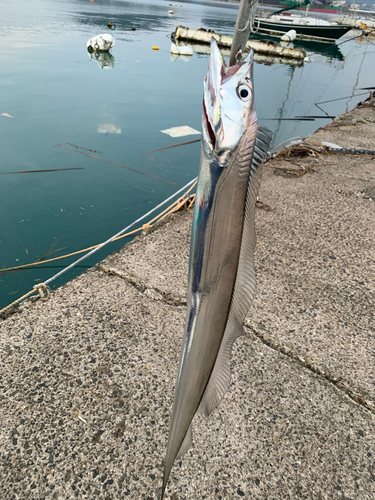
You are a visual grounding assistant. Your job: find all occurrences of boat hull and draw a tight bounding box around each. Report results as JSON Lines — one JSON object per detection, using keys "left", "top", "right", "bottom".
{"left": 281, "top": 5, "right": 341, "bottom": 13}
{"left": 253, "top": 18, "right": 352, "bottom": 41}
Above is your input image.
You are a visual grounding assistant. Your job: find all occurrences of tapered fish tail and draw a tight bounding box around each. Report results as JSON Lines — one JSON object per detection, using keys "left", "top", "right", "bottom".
{"left": 161, "top": 477, "right": 167, "bottom": 500}
{"left": 161, "top": 452, "right": 174, "bottom": 499}
{"left": 162, "top": 411, "right": 193, "bottom": 497}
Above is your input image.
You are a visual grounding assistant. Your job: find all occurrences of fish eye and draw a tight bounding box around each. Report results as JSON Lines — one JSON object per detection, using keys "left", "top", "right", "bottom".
{"left": 237, "top": 84, "right": 251, "bottom": 102}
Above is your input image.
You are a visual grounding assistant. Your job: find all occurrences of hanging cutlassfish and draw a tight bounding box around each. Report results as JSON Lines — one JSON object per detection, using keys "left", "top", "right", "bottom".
{"left": 162, "top": 37, "right": 272, "bottom": 498}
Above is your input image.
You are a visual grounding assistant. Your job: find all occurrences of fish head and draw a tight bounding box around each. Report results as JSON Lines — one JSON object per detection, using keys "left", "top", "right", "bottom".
{"left": 203, "top": 38, "right": 256, "bottom": 161}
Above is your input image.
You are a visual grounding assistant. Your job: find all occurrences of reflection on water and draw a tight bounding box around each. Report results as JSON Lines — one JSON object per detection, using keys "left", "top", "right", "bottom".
{"left": 178, "top": 41, "right": 304, "bottom": 66}
{"left": 88, "top": 50, "right": 115, "bottom": 69}
{"left": 199, "top": 15, "right": 236, "bottom": 34}
{"left": 75, "top": 10, "right": 173, "bottom": 34}
{"left": 293, "top": 39, "right": 345, "bottom": 61}
{"left": 73, "top": 0, "right": 181, "bottom": 34}
{"left": 251, "top": 33, "right": 345, "bottom": 62}
{"left": 170, "top": 52, "right": 194, "bottom": 63}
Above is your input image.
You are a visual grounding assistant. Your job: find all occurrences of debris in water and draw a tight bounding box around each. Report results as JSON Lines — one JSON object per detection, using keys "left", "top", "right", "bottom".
{"left": 139, "top": 138, "right": 201, "bottom": 156}
{"left": 161, "top": 125, "right": 200, "bottom": 138}
{"left": 57, "top": 145, "right": 177, "bottom": 185}
{"left": 1, "top": 113, "right": 14, "bottom": 118}
{"left": 66, "top": 143, "right": 102, "bottom": 154}
{"left": 0, "top": 168, "right": 84, "bottom": 175}
{"left": 97, "top": 124, "right": 121, "bottom": 134}
{"left": 87, "top": 34, "right": 115, "bottom": 52}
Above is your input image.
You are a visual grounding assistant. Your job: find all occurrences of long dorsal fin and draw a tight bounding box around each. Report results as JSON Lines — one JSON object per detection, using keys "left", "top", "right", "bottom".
{"left": 198, "top": 125, "right": 272, "bottom": 417}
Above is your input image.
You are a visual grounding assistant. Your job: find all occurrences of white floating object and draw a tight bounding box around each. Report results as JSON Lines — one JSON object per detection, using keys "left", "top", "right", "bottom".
{"left": 87, "top": 34, "right": 115, "bottom": 52}
{"left": 170, "top": 43, "right": 193, "bottom": 56}
{"left": 304, "top": 56, "right": 311, "bottom": 63}
{"left": 281, "top": 29, "right": 296, "bottom": 42}
{"left": 97, "top": 124, "right": 121, "bottom": 134}
{"left": 168, "top": 10, "right": 174, "bottom": 14}
{"left": 1, "top": 113, "right": 14, "bottom": 118}
{"left": 161, "top": 125, "right": 201, "bottom": 138}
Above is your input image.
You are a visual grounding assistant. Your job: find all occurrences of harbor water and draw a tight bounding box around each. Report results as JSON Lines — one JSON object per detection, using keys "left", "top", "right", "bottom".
{"left": 0, "top": 0, "right": 374, "bottom": 307}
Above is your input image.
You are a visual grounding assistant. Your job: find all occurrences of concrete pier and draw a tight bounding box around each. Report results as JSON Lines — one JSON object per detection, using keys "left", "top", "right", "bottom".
{"left": 1, "top": 99, "right": 375, "bottom": 499}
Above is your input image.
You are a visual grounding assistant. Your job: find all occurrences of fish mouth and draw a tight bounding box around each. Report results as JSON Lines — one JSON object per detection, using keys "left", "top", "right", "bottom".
{"left": 203, "top": 38, "right": 253, "bottom": 153}
{"left": 203, "top": 99, "right": 216, "bottom": 149}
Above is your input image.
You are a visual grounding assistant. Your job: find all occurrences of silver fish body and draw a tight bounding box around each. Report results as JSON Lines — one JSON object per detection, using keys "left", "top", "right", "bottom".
{"left": 162, "top": 38, "right": 272, "bottom": 497}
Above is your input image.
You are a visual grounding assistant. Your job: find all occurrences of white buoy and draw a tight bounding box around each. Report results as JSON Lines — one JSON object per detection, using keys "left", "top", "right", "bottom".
{"left": 170, "top": 43, "right": 193, "bottom": 56}
{"left": 281, "top": 29, "right": 297, "bottom": 42}
{"left": 87, "top": 34, "right": 115, "bottom": 52}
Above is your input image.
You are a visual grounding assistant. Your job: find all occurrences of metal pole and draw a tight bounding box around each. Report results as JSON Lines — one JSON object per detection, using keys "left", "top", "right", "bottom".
{"left": 230, "top": 0, "right": 258, "bottom": 66}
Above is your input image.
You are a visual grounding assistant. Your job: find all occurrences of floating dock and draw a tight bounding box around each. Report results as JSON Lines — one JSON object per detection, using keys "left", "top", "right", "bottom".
{"left": 177, "top": 40, "right": 304, "bottom": 66}
{"left": 174, "top": 25, "right": 307, "bottom": 60}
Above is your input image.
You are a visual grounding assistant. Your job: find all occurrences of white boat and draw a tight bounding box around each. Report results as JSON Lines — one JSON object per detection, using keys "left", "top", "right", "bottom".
{"left": 253, "top": 12, "right": 353, "bottom": 41}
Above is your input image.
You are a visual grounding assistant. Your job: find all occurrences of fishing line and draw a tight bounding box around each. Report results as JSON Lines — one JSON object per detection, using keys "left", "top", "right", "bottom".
{"left": 305, "top": 51, "right": 350, "bottom": 117}
{"left": 346, "top": 40, "right": 369, "bottom": 111}
{"left": 315, "top": 91, "right": 371, "bottom": 105}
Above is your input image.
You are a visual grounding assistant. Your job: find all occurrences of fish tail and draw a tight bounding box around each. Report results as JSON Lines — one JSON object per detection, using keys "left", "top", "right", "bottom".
{"left": 161, "top": 478, "right": 167, "bottom": 500}
{"left": 162, "top": 424, "right": 193, "bottom": 498}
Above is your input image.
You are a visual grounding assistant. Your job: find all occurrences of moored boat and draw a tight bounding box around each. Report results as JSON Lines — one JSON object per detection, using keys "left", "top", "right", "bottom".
{"left": 253, "top": 12, "right": 353, "bottom": 41}
{"left": 280, "top": 0, "right": 345, "bottom": 13}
